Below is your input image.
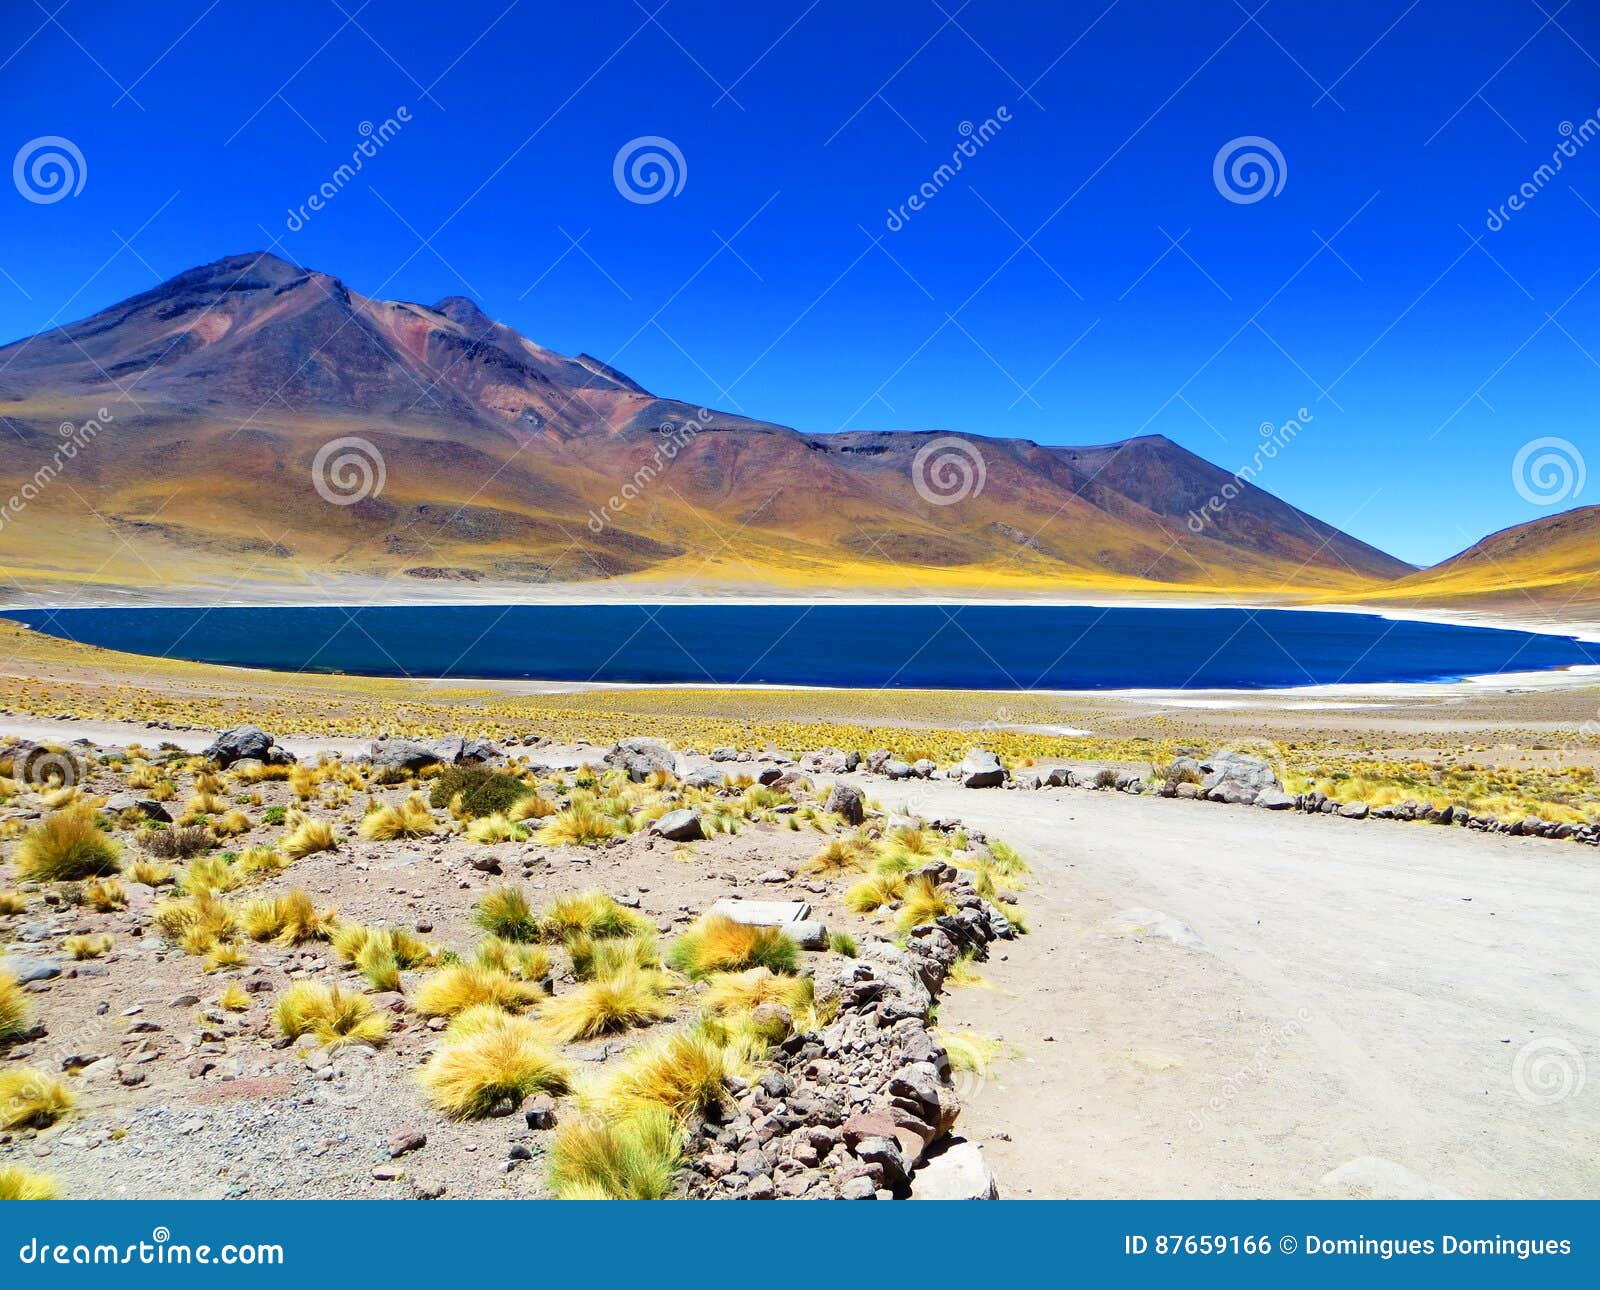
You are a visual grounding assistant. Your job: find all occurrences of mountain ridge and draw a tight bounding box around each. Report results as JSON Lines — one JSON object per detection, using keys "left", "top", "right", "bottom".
{"left": 0, "top": 251, "right": 1420, "bottom": 599}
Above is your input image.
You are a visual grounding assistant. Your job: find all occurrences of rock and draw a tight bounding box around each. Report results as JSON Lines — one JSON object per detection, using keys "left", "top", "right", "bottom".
{"left": 803, "top": 748, "right": 860, "bottom": 774}
{"left": 1319, "top": 1157, "right": 1459, "bottom": 1200}
{"left": 851, "top": 1135, "right": 909, "bottom": 1187}
{"left": 647, "top": 808, "right": 703, "bottom": 842}
{"left": 789, "top": 919, "right": 828, "bottom": 950}
{"left": 606, "top": 737, "right": 675, "bottom": 783}
{"left": 709, "top": 899, "right": 811, "bottom": 926}
{"left": 0, "top": 955, "right": 61, "bottom": 983}
{"left": 411, "top": 1179, "right": 447, "bottom": 1200}
{"left": 957, "top": 749, "right": 1007, "bottom": 789}
{"left": 744, "top": 1174, "right": 776, "bottom": 1200}
{"left": 683, "top": 766, "right": 724, "bottom": 789}
{"left": 1013, "top": 771, "right": 1041, "bottom": 790}
{"left": 1044, "top": 767, "right": 1072, "bottom": 787}
{"left": 104, "top": 793, "right": 172, "bottom": 822}
{"left": 522, "top": 1095, "right": 557, "bottom": 1130}
{"left": 202, "top": 725, "right": 287, "bottom": 768}
{"left": 709, "top": 747, "right": 738, "bottom": 762}
{"left": 387, "top": 1127, "right": 427, "bottom": 1158}
{"left": 1175, "top": 782, "right": 1200, "bottom": 799}
{"left": 910, "top": 1141, "right": 999, "bottom": 1199}
{"left": 369, "top": 738, "right": 455, "bottom": 772}
{"left": 838, "top": 1175, "right": 877, "bottom": 1200}
{"left": 825, "top": 782, "right": 865, "bottom": 825}
{"left": 1112, "top": 908, "right": 1203, "bottom": 948}
{"left": 1254, "top": 789, "right": 1296, "bottom": 810}
{"left": 1338, "top": 802, "right": 1370, "bottom": 820}
{"left": 883, "top": 759, "right": 913, "bottom": 780}
{"left": 911, "top": 759, "right": 937, "bottom": 779}
{"left": 1200, "top": 750, "right": 1280, "bottom": 805}
{"left": 460, "top": 737, "right": 502, "bottom": 764}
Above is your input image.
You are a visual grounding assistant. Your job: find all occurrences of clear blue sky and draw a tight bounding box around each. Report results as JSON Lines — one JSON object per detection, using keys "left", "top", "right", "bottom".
{"left": 1, "top": 0, "right": 1597, "bottom": 566}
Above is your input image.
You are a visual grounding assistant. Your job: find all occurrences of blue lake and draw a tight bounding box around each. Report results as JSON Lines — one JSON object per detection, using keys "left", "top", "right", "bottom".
{"left": 7, "top": 604, "right": 1599, "bottom": 691}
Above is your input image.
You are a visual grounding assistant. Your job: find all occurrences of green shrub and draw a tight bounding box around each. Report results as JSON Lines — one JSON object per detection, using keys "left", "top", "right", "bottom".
{"left": 428, "top": 766, "right": 530, "bottom": 818}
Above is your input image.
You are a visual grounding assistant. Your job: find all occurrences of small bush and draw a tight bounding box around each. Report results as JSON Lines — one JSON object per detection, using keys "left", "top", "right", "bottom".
{"left": 895, "top": 873, "right": 957, "bottom": 933}
{"left": 668, "top": 914, "right": 798, "bottom": 981}
{"left": 475, "top": 887, "right": 539, "bottom": 942}
{"left": 540, "top": 891, "right": 653, "bottom": 944}
{"left": 0, "top": 1166, "right": 59, "bottom": 1199}
{"left": 568, "top": 931, "right": 659, "bottom": 981}
{"left": 142, "top": 825, "right": 213, "bottom": 861}
{"left": 428, "top": 766, "right": 530, "bottom": 819}
{"left": 359, "top": 794, "right": 435, "bottom": 840}
{"left": 274, "top": 982, "right": 389, "bottom": 1048}
{"left": 0, "top": 1067, "right": 73, "bottom": 1129}
{"left": 826, "top": 930, "right": 858, "bottom": 957}
{"left": 548, "top": 1106, "right": 682, "bottom": 1200}
{"left": 63, "top": 934, "right": 112, "bottom": 960}
{"left": 417, "top": 1011, "right": 570, "bottom": 1118}
{"left": 83, "top": 877, "right": 126, "bottom": 911}
{"left": 15, "top": 806, "right": 120, "bottom": 881}
{"left": 239, "top": 889, "right": 336, "bottom": 944}
{"left": 539, "top": 968, "right": 672, "bottom": 1043}
{"left": 282, "top": 814, "right": 336, "bottom": 859}
{"left": 0, "top": 970, "right": 32, "bottom": 1044}
{"left": 413, "top": 964, "right": 540, "bottom": 1017}
{"left": 474, "top": 936, "right": 552, "bottom": 982}
{"left": 595, "top": 1026, "right": 728, "bottom": 1118}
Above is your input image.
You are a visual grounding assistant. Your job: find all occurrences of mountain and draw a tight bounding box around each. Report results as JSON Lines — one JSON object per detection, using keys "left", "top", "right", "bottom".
{"left": 0, "top": 252, "right": 1413, "bottom": 599}
{"left": 1365, "top": 507, "right": 1600, "bottom": 615}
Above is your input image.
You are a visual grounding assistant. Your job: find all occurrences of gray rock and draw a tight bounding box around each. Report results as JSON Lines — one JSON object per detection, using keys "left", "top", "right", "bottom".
{"left": 202, "top": 725, "right": 286, "bottom": 768}
{"left": 910, "top": 1141, "right": 999, "bottom": 1199}
{"left": 1200, "top": 750, "right": 1280, "bottom": 805}
{"left": 1338, "top": 802, "right": 1370, "bottom": 820}
{"left": 883, "top": 759, "right": 913, "bottom": 780}
{"left": 606, "top": 737, "right": 675, "bottom": 783}
{"left": 370, "top": 738, "right": 458, "bottom": 772}
{"left": 789, "top": 919, "right": 828, "bottom": 950}
{"left": 650, "top": 808, "right": 704, "bottom": 842}
{"left": 104, "top": 792, "right": 172, "bottom": 822}
{"left": 683, "top": 766, "right": 725, "bottom": 789}
{"left": 0, "top": 954, "right": 61, "bottom": 983}
{"left": 838, "top": 1175, "right": 877, "bottom": 1200}
{"left": 1254, "top": 789, "right": 1296, "bottom": 810}
{"left": 911, "top": 759, "right": 937, "bottom": 779}
{"left": 825, "top": 782, "right": 865, "bottom": 825}
{"left": 522, "top": 1095, "right": 557, "bottom": 1130}
{"left": 957, "top": 749, "right": 1007, "bottom": 789}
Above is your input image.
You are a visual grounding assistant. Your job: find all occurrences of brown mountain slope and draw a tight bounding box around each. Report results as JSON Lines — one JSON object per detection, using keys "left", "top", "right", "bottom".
{"left": 0, "top": 251, "right": 1413, "bottom": 599}
{"left": 1362, "top": 506, "right": 1600, "bottom": 615}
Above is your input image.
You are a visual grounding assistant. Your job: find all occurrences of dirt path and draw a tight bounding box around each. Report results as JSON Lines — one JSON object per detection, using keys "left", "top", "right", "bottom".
{"left": 879, "top": 779, "right": 1600, "bottom": 1200}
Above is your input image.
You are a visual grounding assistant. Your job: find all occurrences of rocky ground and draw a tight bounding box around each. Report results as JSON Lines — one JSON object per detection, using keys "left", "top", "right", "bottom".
{"left": 0, "top": 730, "right": 1023, "bottom": 1201}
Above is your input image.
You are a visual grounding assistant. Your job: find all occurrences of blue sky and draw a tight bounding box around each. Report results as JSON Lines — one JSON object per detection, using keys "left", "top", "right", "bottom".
{"left": 1, "top": 0, "right": 1598, "bottom": 566}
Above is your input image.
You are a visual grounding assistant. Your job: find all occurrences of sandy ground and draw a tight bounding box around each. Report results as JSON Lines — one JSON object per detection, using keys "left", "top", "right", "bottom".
{"left": 870, "top": 777, "right": 1599, "bottom": 1200}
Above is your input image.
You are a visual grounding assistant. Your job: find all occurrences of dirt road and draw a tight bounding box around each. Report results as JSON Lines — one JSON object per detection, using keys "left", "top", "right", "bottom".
{"left": 881, "top": 779, "right": 1599, "bottom": 1199}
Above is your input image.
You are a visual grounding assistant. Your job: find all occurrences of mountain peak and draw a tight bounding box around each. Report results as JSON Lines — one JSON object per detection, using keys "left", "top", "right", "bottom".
{"left": 432, "top": 295, "right": 498, "bottom": 334}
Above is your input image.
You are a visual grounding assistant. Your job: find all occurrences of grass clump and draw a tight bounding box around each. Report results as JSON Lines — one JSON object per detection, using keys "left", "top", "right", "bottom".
{"left": 413, "top": 964, "right": 541, "bottom": 1017}
{"left": 239, "top": 889, "right": 337, "bottom": 945}
{"left": 594, "top": 1024, "right": 730, "bottom": 1119}
{"left": 539, "top": 968, "right": 673, "bottom": 1043}
{"left": 540, "top": 891, "right": 654, "bottom": 944}
{"left": 1, "top": 971, "right": 32, "bottom": 1044}
{"left": 341, "top": 926, "right": 437, "bottom": 991}
{"left": 826, "top": 930, "right": 858, "bottom": 957}
{"left": 801, "top": 835, "right": 870, "bottom": 876}
{"left": 417, "top": 1010, "right": 570, "bottom": 1118}
{"left": 844, "top": 873, "right": 904, "bottom": 913}
{"left": 474, "top": 936, "right": 553, "bottom": 982}
{"left": 668, "top": 914, "right": 798, "bottom": 981}
{"left": 536, "top": 800, "right": 617, "bottom": 847}
{"left": 568, "top": 931, "right": 659, "bottom": 981}
{"left": 152, "top": 890, "right": 237, "bottom": 953}
{"left": 83, "top": 877, "right": 126, "bottom": 911}
{"left": 218, "top": 982, "right": 251, "bottom": 1011}
{"left": 0, "top": 1067, "right": 73, "bottom": 1129}
{"left": 0, "top": 1166, "right": 60, "bottom": 1199}
{"left": 703, "top": 967, "right": 815, "bottom": 1026}
{"left": 15, "top": 805, "right": 120, "bottom": 881}
{"left": 937, "top": 1026, "right": 1004, "bottom": 1075}
{"left": 63, "top": 934, "right": 112, "bottom": 960}
{"left": 0, "top": 891, "right": 27, "bottom": 915}
{"left": 548, "top": 1105, "right": 682, "bottom": 1200}
{"left": 358, "top": 793, "right": 435, "bottom": 840}
{"left": 475, "top": 886, "right": 539, "bottom": 942}
{"left": 126, "top": 859, "right": 174, "bottom": 887}
{"left": 274, "top": 982, "right": 390, "bottom": 1048}
{"left": 142, "top": 824, "right": 213, "bottom": 860}
{"left": 895, "top": 873, "right": 957, "bottom": 933}
{"left": 428, "top": 765, "right": 531, "bottom": 818}
{"left": 281, "top": 812, "right": 336, "bottom": 859}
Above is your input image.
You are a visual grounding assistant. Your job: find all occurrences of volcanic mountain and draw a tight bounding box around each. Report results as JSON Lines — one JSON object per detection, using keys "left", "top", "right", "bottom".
{"left": 0, "top": 252, "right": 1413, "bottom": 599}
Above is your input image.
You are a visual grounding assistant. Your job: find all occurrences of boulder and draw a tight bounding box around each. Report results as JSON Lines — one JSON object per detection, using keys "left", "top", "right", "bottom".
{"left": 104, "top": 792, "right": 172, "bottom": 822}
{"left": 910, "top": 1141, "right": 999, "bottom": 1200}
{"left": 883, "top": 759, "right": 913, "bottom": 780}
{"left": 370, "top": 738, "right": 457, "bottom": 772}
{"left": 202, "top": 725, "right": 286, "bottom": 768}
{"left": 1338, "top": 802, "right": 1370, "bottom": 820}
{"left": 788, "top": 919, "right": 829, "bottom": 950}
{"left": 957, "top": 749, "right": 1007, "bottom": 789}
{"left": 606, "top": 737, "right": 675, "bottom": 783}
{"left": 1254, "top": 789, "right": 1295, "bottom": 810}
{"left": 683, "top": 766, "right": 725, "bottom": 789}
{"left": 825, "top": 782, "right": 865, "bottom": 825}
{"left": 0, "top": 954, "right": 61, "bottom": 983}
{"left": 650, "top": 808, "right": 704, "bottom": 842}
{"left": 910, "top": 759, "right": 937, "bottom": 779}
{"left": 1200, "top": 750, "right": 1280, "bottom": 805}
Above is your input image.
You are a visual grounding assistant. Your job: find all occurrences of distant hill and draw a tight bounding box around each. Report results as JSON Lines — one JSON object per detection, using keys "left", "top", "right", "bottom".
{"left": 0, "top": 251, "right": 1413, "bottom": 599}
{"left": 1364, "top": 506, "right": 1600, "bottom": 616}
